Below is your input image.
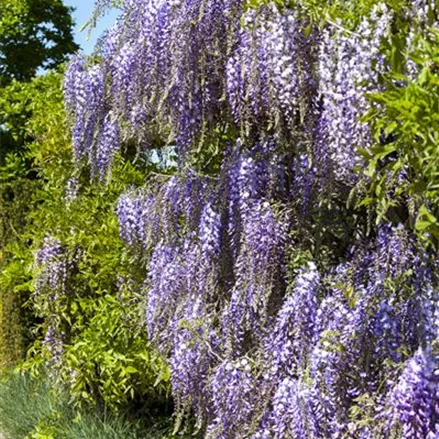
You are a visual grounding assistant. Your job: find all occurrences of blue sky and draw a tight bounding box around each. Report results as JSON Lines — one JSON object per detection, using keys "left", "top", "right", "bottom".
{"left": 63, "top": 0, "right": 121, "bottom": 54}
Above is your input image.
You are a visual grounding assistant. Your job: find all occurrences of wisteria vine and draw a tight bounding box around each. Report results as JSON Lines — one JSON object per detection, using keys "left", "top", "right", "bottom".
{"left": 45, "top": 0, "right": 439, "bottom": 437}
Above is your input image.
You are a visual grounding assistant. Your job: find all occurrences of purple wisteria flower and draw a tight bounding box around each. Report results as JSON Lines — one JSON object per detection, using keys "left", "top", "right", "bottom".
{"left": 86, "top": 2, "right": 439, "bottom": 437}
{"left": 387, "top": 348, "right": 439, "bottom": 439}
{"left": 169, "top": 297, "right": 219, "bottom": 428}
{"left": 206, "top": 358, "right": 256, "bottom": 439}
{"left": 222, "top": 200, "right": 287, "bottom": 354}
{"left": 33, "top": 237, "right": 81, "bottom": 375}
{"left": 270, "top": 377, "right": 308, "bottom": 439}
{"left": 146, "top": 241, "right": 182, "bottom": 344}
{"left": 65, "top": 0, "right": 246, "bottom": 157}
{"left": 315, "top": 5, "right": 392, "bottom": 185}
{"left": 35, "top": 236, "right": 63, "bottom": 266}
{"left": 43, "top": 320, "right": 65, "bottom": 373}
{"left": 96, "top": 114, "right": 120, "bottom": 180}
{"left": 65, "top": 177, "right": 79, "bottom": 204}
{"left": 265, "top": 262, "right": 320, "bottom": 375}
{"left": 226, "top": 5, "right": 313, "bottom": 135}
{"left": 64, "top": 58, "right": 106, "bottom": 170}
{"left": 199, "top": 202, "right": 222, "bottom": 260}
{"left": 34, "top": 236, "right": 67, "bottom": 298}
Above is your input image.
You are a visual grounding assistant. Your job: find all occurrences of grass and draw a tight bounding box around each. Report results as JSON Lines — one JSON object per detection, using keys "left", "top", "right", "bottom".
{"left": 0, "top": 371, "right": 180, "bottom": 439}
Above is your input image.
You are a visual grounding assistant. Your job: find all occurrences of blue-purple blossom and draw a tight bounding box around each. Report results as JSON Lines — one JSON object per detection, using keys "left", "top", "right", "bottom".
{"left": 64, "top": 58, "right": 106, "bottom": 168}
{"left": 66, "top": 0, "right": 245, "bottom": 155}
{"left": 169, "top": 298, "right": 219, "bottom": 428}
{"left": 117, "top": 192, "right": 141, "bottom": 247}
{"left": 96, "top": 115, "right": 120, "bottom": 180}
{"left": 315, "top": 5, "right": 391, "bottom": 185}
{"left": 222, "top": 200, "right": 287, "bottom": 354}
{"left": 33, "top": 237, "right": 82, "bottom": 375}
{"left": 265, "top": 262, "right": 320, "bottom": 375}
{"left": 206, "top": 359, "right": 256, "bottom": 438}
{"left": 65, "top": 177, "right": 79, "bottom": 204}
{"left": 65, "top": 1, "right": 439, "bottom": 437}
{"left": 43, "top": 320, "right": 65, "bottom": 373}
{"left": 146, "top": 241, "right": 182, "bottom": 345}
{"left": 34, "top": 236, "right": 67, "bottom": 299}
{"left": 35, "top": 236, "right": 63, "bottom": 266}
{"left": 226, "top": 5, "right": 311, "bottom": 134}
{"left": 270, "top": 378, "right": 308, "bottom": 439}
{"left": 387, "top": 348, "right": 439, "bottom": 439}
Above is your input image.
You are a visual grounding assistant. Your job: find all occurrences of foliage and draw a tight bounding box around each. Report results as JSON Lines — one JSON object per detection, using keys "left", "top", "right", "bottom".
{"left": 0, "top": 72, "right": 66, "bottom": 368}
{"left": 0, "top": 153, "right": 38, "bottom": 368}
{"left": 62, "top": 294, "right": 170, "bottom": 408}
{"left": 0, "top": 71, "right": 78, "bottom": 370}
{"left": 20, "top": 72, "right": 171, "bottom": 409}
{"left": 0, "top": 237, "right": 34, "bottom": 369}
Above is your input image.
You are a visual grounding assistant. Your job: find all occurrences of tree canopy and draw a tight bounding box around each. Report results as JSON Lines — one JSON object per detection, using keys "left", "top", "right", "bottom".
{"left": 0, "top": 0, "right": 78, "bottom": 86}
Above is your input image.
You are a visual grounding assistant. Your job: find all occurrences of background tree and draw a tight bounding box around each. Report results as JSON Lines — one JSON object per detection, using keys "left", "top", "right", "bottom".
{"left": 0, "top": 0, "right": 78, "bottom": 86}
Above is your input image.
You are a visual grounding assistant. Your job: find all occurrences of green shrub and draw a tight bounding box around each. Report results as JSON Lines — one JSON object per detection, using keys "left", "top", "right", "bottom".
{"left": 61, "top": 294, "right": 170, "bottom": 409}
{"left": 0, "top": 71, "right": 69, "bottom": 368}
{"left": 0, "top": 158, "right": 38, "bottom": 368}
{"left": 0, "top": 71, "right": 171, "bottom": 409}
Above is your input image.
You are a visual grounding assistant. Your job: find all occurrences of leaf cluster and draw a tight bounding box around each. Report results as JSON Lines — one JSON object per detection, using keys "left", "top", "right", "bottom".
{"left": 363, "top": 27, "right": 439, "bottom": 246}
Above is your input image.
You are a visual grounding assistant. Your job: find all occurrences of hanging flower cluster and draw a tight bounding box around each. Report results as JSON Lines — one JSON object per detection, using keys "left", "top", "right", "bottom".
{"left": 315, "top": 4, "right": 392, "bottom": 185}
{"left": 226, "top": 5, "right": 317, "bottom": 136}
{"left": 64, "top": 0, "right": 243, "bottom": 174}
{"left": 34, "top": 236, "right": 66, "bottom": 299}
{"left": 387, "top": 347, "right": 439, "bottom": 439}
{"left": 34, "top": 237, "right": 72, "bottom": 371}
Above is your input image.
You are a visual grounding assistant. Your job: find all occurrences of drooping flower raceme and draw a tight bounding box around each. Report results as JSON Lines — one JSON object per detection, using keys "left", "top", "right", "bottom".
{"left": 206, "top": 359, "right": 256, "bottom": 439}
{"left": 387, "top": 348, "right": 439, "bottom": 439}
{"left": 34, "top": 236, "right": 66, "bottom": 298}
{"left": 226, "top": 4, "right": 320, "bottom": 139}
{"left": 34, "top": 237, "right": 73, "bottom": 372}
{"left": 222, "top": 200, "right": 287, "bottom": 354}
{"left": 169, "top": 297, "right": 219, "bottom": 429}
{"left": 315, "top": 5, "right": 392, "bottom": 185}
{"left": 265, "top": 262, "right": 320, "bottom": 376}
